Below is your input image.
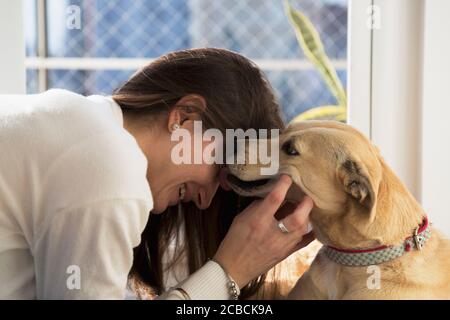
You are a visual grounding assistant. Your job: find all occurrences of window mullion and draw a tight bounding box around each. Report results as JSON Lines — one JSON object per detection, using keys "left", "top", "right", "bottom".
{"left": 37, "top": 0, "right": 47, "bottom": 92}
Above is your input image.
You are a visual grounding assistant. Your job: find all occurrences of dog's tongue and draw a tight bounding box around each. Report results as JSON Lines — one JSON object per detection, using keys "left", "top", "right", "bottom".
{"left": 223, "top": 171, "right": 307, "bottom": 205}
{"left": 225, "top": 173, "right": 279, "bottom": 198}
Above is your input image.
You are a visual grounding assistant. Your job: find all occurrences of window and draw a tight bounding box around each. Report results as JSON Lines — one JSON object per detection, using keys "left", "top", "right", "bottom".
{"left": 24, "top": 0, "right": 348, "bottom": 122}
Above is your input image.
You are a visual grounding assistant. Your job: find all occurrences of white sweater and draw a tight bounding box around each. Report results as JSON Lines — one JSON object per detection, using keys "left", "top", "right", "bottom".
{"left": 0, "top": 89, "right": 231, "bottom": 300}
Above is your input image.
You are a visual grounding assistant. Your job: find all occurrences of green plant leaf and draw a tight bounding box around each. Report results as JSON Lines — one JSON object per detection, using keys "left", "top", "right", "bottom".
{"left": 285, "top": 0, "right": 347, "bottom": 107}
{"left": 291, "top": 105, "right": 347, "bottom": 123}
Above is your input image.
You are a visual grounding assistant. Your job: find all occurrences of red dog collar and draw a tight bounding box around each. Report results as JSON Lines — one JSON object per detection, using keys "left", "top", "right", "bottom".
{"left": 324, "top": 217, "right": 431, "bottom": 266}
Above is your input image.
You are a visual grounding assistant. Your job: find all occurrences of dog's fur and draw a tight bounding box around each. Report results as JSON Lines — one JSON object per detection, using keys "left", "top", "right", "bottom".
{"left": 227, "top": 121, "right": 450, "bottom": 299}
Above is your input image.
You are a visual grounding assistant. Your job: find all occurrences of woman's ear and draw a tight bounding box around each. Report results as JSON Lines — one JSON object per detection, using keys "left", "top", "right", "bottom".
{"left": 167, "top": 108, "right": 182, "bottom": 133}
{"left": 167, "top": 94, "right": 206, "bottom": 132}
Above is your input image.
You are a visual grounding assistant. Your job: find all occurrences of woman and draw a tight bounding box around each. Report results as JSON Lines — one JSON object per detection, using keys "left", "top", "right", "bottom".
{"left": 0, "top": 48, "right": 313, "bottom": 299}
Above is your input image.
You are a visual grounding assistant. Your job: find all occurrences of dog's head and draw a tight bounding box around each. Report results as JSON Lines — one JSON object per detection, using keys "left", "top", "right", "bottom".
{"left": 226, "top": 120, "right": 386, "bottom": 246}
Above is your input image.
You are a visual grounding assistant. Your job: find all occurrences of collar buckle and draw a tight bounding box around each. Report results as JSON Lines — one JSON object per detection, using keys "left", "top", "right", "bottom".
{"left": 413, "top": 227, "right": 423, "bottom": 251}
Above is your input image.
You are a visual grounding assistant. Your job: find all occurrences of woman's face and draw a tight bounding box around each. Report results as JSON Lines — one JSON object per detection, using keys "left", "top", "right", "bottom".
{"left": 148, "top": 151, "right": 223, "bottom": 214}
{"left": 146, "top": 125, "right": 231, "bottom": 214}
{"left": 127, "top": 95, "right": 230, "bottom": 214}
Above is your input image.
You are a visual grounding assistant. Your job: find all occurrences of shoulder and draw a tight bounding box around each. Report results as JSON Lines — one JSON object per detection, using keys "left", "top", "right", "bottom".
{"left": 37, "top": 89, "right": 121, "bottom": 130}
{"left": 39, "top": 88, "right": 83, "bottom": 100}
{"left": 42, "top": 127, "right": 153, "bottom": 214}
{"left": 37, "top": 88, "right": 96, "bottom": 106}
{"left": 1, "top": 89, "right": 122, "bottom": 142}
{"left": 35, "top": 90, "right": 153, "bottom": 209}
{"left": 31, "top": 89, "right": 94, "bottom": 114}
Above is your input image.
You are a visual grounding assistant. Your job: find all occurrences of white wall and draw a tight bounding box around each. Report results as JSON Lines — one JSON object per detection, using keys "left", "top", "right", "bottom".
{"left": 370, "top": 0, "right": 424, "bottom": 200}
{"left": 0, "top": 0, "right": 26, "bottom": 94}
{"left": 349, "top": 0, "right": 449, "bottom": 236}
{"left": 349, "top": 0, "right": 424, "bottom": 198}
{"left": 347, "top": 0, "right": 372, "bottom": 138}
{"left": 421, "top": 0, "right": 450, "bottom": 236}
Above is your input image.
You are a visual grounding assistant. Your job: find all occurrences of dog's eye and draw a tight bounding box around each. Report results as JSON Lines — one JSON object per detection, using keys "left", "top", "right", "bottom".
{"left": 282, "top": 141, "right": 300, "bottom": 156}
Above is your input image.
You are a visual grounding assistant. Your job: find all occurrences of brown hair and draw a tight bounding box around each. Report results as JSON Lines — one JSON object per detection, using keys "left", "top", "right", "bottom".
{"left": 112, "top": 48, "right": 285, "bottom": 299}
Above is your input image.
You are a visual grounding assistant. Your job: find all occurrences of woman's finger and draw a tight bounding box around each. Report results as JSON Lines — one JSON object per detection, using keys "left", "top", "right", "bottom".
{"left": 279, "top": 196, "right": 314, "bottom": 235}
{"left": 259, "top": 175, "right": 292, "bottom": 217}
{"left": 285, "top": 231, "right": 316, "bottom": 257}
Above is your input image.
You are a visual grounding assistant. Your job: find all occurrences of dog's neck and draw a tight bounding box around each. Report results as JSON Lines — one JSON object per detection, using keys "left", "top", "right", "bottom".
{"left": 312, "top": 157, "right": 425, "bottom": 249}
{"left": 369, "top": 158, "right": 425, "bottom": 244}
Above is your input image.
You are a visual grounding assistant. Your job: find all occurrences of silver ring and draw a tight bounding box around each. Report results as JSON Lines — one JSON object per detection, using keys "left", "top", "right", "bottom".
{"left": 277, "top": 220, "right": 290, "bottom": 234}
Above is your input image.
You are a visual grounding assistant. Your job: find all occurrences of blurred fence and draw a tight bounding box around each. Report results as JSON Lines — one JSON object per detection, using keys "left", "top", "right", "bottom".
{"left": 24, "top": 0, "right": 347, "bottom": 121}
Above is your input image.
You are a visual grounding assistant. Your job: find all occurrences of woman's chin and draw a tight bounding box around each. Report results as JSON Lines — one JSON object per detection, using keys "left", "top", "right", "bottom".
{"left": 150, "top": 204, "right": 166, "bottom": 214}
{"left": 151, "top": 195, "right": 177, "bottom": 214}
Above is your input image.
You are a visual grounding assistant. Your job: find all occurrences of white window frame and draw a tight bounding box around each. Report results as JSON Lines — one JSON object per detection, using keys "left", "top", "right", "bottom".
{"left": 347, "top": 0, "right": 373, "bottom": 139}
{"left": 0, "top": 0, "right": 26, "bottom": 94}
{"left": 348, "top": 0, "right": 423, "bottom": 199}
{"left": 421, "top": 0, "right": 450, "bottom": 236}
{"left": 349, "top": 0, "right": 449, "bottom": 236}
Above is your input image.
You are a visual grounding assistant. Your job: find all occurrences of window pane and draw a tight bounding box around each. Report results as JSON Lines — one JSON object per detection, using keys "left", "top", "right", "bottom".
{"left": 46, "top": 0, "right": 191, "bottom": 58}
{"left": 23, "top": 0, "right": 38, "bottom": 57}
{"left": 47, "top": 69, "right": 134, "bottom": 94}
{"left": 25, "top": 0, "right": 348, "bottom": 122}
{"left": 267, "top": 69, "right": 347, "bottom": 121}
{"left": 26, "top": 69, "right": 39, "bottom": 94}
{"left": 45, "top": 0, "right": 346, "bottom": 59}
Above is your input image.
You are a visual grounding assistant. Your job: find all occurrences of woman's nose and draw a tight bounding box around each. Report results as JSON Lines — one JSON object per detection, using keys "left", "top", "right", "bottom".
{"left": 195, "top": 183, "right": 219, "bottom": 210}
{"left": 194, "top": 188, "right": 210, "bottom": 210}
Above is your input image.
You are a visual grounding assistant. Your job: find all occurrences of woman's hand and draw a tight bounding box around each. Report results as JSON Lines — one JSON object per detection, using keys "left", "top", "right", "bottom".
{"left": 213, "top": 175, "right": 315, "bottom": 289}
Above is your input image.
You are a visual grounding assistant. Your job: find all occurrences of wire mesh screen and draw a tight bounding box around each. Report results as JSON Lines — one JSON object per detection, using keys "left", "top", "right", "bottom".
{"left": 25, "top": 0, "right": 348, "bottom": 121}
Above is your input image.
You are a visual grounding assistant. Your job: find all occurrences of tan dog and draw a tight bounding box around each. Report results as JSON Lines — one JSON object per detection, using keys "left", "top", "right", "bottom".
{"left": 226, "top": 120, "right": 450, "bottom": 299}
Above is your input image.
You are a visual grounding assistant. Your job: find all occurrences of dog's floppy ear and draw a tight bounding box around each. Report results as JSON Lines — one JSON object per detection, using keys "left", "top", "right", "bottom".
{"left": 339, "top": 159, "right": 375, "bottom": 211}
